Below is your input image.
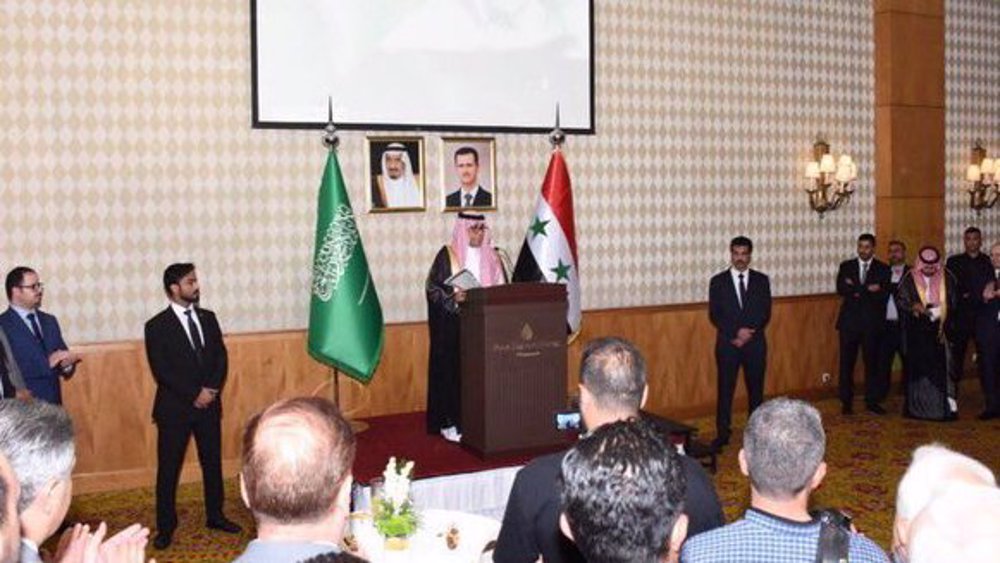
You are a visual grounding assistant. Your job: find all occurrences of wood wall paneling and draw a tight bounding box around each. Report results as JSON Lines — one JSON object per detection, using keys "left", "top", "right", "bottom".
{"left": 65, "top": 296, "right": 848, "bottom": 494}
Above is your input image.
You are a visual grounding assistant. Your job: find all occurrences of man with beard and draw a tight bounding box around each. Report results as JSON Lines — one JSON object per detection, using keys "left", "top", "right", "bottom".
{"left": 144, "top": 263, "right": 240, "bottom": 549}
{"left": 878, "top": 240, "right": 910, "bottom": 403}
{"left": 373, "top": 142, "right": 422, "bottom": 209}
{"left": 896, "top": 247, "right": 959, "bottom": 420}
{"left": 708, "top": 236, "right": 772, "bottom": 450}
{"left": 0, "top": 267, "right": 81, "bottom": 403}
{"left": 836, "top": 233, "right": 891, "bottom": 415}
{"left": 425, "top": 213, "right": 506, "bottom": 442}
{"left": 945, "top": 227, "right": 992, "bottom": 392}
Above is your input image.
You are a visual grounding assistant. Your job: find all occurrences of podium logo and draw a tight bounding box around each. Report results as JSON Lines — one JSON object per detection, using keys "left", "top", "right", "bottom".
{"left": 520, "top": 323, "right": 535, "bottom": 342}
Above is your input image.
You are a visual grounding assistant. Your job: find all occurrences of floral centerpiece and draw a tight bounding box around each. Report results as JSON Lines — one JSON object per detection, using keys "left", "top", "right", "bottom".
{"left": 373, "top": 457, "right": 418, "bottom": 550}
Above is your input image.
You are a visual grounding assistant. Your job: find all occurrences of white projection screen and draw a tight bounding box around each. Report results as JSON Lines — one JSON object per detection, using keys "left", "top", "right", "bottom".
{"left": 251, "top": 0, "right": 594, "bottom": 133}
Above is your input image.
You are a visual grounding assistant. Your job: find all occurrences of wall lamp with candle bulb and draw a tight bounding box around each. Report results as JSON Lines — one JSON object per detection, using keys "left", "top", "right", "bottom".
{"left": 965, "top": 139, "right": 999, "bottom": 215}
{"left": 803, "top": 139, "right": 857, "bottom": 217}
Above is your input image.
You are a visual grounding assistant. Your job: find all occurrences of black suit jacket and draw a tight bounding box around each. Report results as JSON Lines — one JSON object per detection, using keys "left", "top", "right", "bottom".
{"left": 708, "top": 269, "right": 772, "bottom": 343}
{"left": 886, "top": 264, "right": 911, "bottom": 316}
{"left": 144, "top": 307, "right": 228, "bottom": 423}
{"left": 972, "top": 266, "right": 1000, "bottom": 335}
{"left": 494, "top": 450, "right": 724, "bottom": 563}
{"left": 445, "top": 186, "right": 493, "bottom": 208}
{"left": 836, "top": 258, "right": 891, "bottom": 332}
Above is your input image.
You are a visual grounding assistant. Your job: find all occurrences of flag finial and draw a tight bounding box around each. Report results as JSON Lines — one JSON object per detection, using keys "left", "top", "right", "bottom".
{"left": 323, "top": 96, "right": 340, "bottom": 151}
{"left": 548, "top": 103, "right": 565, "bottom": 149}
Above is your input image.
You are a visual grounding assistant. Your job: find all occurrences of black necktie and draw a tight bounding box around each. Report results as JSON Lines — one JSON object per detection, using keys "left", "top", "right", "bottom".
{"left": 185, "top": 310, "right": 204, "bottom": 358}
{"left": 738, "top": 273, "right": 747, "bottom": 309}
{"left": 26, "top": 313, "right": 45, "bottom": 349}
{"left": 464, "top": 193, "right": 473, "bottom": 207}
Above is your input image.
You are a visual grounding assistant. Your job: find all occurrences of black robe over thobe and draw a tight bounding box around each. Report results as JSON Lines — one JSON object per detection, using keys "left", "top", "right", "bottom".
{"left": 425, "top": 246, "right": 461, "bottom": 433}
{"left": 896, "top": 271, "right": 959, "bottom": 420}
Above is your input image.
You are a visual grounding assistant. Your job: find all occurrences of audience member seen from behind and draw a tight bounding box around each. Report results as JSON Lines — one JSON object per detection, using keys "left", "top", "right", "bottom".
{"left": 892, "top": 443, "right": 996, "bottom": 562}
{"left": 0, "top": 400, "right": 152, "bottom": 563}
{"left": 560, "top": 418, "right": 688, "bottom": 563}
{"left": 494, "top": 337, "right": 724, "bottom": 563}
{"left": 0, "top": 452, "right": 20, "bottom": 563}
{"left": 234, "top": 397, "right": 357, "bottom": 563}
{"left": 907, "top": 483, "right": 1000, "bottom": 563}
{"left": 681, "top": 397, "right": 889, "bottom": 563}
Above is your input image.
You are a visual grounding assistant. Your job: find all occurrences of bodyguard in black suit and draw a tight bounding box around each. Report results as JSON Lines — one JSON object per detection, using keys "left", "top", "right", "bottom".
{"left": 945, "top": 226, "right": 993, "bottom": 390}
{"left": 144, "top": 263, "right": 240, "bottom": 550}
{"left": 708, "top": 236, "right": 772, "bottom": 449}
{"left": 973, "top": 243, "right": 1000, "bottom": 420}
{"left": 877, "top": 240, "right": 910, "bottom": 400}
{"left": 836, "top": 233, "right": 892, "bottom": 415}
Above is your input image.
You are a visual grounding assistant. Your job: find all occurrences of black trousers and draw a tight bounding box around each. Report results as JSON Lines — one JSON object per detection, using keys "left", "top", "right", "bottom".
{"left": 715, "top": 336, "right": 766, "bottom": 440}
{"left": 951, "top": 323, "right": 977, "bottom": 399}
{"left": 877, "top": 321, "right": 904, "bottom": 398}
{"left": 839, "top": 328, "right": 884, "bottom": 407}
{"left": 976, "top": 323, "right": 1000, "bottom": 414}
{"left": 155, "top": 410, "right": 225, "bottom": 533}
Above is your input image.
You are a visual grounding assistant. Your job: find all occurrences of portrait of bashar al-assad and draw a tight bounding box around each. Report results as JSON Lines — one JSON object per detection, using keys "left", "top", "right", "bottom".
{"left": 367, "top": 137, "right": 425, "bottom": 212}
{"left": 442, "top": 137, "right": 496, "bottom": 211}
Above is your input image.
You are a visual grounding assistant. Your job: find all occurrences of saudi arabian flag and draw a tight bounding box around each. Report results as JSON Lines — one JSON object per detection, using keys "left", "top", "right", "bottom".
{"left": 512, "top": 147, "right": 581, "bottom": 335}
{"left": 308, "top": 149, "right": 384, "bottom": 383}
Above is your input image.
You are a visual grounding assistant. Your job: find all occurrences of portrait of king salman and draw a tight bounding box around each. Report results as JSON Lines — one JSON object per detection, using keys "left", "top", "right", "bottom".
{"left": 367, "top": 137, "right": 425, "bottom": 212}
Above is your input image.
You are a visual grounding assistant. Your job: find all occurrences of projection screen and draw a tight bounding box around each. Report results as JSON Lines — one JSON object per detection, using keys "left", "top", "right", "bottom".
{"left": 251, "top": 0, "right": 594, "bottom": 133}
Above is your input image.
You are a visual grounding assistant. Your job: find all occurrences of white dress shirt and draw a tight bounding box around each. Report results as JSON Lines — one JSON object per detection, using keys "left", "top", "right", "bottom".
{"left": 170, "top": 302, "right": 204, "bottom": 349}
{"left": 886, "top": 265, "right": 905, "bottom": 321}
{"left": 730, "top": 267, "right": 749, "bottom": 308}
{"left": 459, "top": 186, "right": 481, "bottom": 207}
{"left": 858, "top": 257, "right": 873, "bottom": 283}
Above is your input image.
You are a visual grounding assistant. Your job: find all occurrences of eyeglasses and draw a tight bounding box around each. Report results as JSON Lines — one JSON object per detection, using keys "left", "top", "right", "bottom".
{"left": 468, "top": 225, "right": 488, "bottom": 232}
{"left": 17, "top": 283, "right": 44, "bottom": 292}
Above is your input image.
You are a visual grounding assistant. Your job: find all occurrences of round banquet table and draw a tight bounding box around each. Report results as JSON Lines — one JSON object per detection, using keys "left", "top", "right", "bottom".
{"left": 349, "top": 508, "right": 500, "bottom": 563}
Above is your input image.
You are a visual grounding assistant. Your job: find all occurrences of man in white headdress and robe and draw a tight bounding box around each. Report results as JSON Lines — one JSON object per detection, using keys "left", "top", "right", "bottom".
{"left": 425, "top": 212, "right": 506, "bottom": 442}
{"left": 374, "top": 143, "right": 422, "bottom": 209}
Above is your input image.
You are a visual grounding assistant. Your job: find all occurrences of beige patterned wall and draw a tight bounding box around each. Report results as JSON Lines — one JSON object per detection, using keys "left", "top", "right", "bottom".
{"left": 945, "top": 0, "right": 1000, "bottom": 253}
{"left": 0, "top": 0, "right": 874, "bottom": 343}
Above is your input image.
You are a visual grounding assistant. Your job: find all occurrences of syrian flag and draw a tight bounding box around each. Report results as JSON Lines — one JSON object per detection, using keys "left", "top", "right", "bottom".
{"left": 512, "top": 148, "right": 581, "bottom": 335}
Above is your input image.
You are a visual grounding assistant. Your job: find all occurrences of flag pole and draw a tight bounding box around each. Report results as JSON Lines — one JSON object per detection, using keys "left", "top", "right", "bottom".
{"left": 319, "top": 97, "right": 368, "bottom": 434}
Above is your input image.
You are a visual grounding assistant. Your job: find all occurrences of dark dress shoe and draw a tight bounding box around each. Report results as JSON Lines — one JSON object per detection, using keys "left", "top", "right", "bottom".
{"left": 206, "top": 517, "right": 242, "bottom": 534}
{"left": 841, "top": 403, "right": 854, "bottom": 415}
{"left": 865, "top": 403, "right": 887, "bottom": 415}
{"left": 978, "top": 410, "right": 998, "bottom": 421}
{"left": 153, "top": 532, "right": 173, "bottom": 550}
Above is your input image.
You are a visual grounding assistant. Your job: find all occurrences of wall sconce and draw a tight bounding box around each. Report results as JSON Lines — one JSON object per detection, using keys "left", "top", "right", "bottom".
{"left": 803, "top": 139, "right": 857, "bottom": 217}
{"left": 965, "top": 140, "right": 999, "bottom": 215}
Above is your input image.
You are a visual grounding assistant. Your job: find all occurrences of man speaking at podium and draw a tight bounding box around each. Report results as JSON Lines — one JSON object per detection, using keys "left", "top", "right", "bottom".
{"left": 425, "top": 212, "right": 506, "bottom": 442}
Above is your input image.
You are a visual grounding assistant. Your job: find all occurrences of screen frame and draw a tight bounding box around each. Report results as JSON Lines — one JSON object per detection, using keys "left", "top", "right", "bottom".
{"left": 249, "top": 0, "right": 596, "bottom": 134}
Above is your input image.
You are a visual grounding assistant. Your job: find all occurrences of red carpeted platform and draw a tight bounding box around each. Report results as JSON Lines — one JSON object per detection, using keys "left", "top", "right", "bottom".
{"left": 352, "top": 412, "right": 572, "bottom": 483}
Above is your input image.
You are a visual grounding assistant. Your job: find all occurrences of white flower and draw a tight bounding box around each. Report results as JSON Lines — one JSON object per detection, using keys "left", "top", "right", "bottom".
{"left": 380, "top": 457, "right": 413, "bottom": 512}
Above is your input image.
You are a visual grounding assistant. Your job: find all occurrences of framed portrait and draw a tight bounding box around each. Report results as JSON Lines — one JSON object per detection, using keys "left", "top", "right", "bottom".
{"left": 441, "top": 137, "right": 497, "bottom": 212}
{"left": 366, "top": 136, "right": 426, "bottom": 212}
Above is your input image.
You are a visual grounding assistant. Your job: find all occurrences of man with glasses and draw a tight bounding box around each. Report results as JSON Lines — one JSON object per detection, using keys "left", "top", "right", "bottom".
{"left": 0, "top": 267, "right": 80, "bottom": 404}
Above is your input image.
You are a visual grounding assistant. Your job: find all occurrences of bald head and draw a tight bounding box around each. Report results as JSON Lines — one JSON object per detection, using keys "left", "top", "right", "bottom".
{"left": 241, "top": 397, "right": 355, "bottom": 524}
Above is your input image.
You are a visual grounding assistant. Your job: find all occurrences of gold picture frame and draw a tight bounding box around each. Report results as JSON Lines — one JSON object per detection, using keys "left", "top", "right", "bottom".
{"left": 365, "top": 136, "right": 426, "bottom": 213}
{"left": 441, "top": 137, "right": 497, "bottom": 212}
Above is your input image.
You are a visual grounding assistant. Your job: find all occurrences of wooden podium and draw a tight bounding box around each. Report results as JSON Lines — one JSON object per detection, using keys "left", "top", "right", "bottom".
{"left": 460, "top": 283, "right": 568, "bottom": 457}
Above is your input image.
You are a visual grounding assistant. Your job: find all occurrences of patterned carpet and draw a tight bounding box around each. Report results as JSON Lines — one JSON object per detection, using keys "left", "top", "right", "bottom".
{"left": 60, "top": 389, "right": 1000, "bottom": 562}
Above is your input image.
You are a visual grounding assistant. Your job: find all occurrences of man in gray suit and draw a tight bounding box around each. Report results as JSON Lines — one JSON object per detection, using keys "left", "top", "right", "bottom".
{"left": 234, "top": 397, "right": 357, "bottom": 563}
{"left": 0, "top": 401, "right": 74, "bottom": 563}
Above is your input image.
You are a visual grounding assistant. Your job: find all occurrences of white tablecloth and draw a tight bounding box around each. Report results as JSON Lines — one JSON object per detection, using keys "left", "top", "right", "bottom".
{"left": 351, "top": 508, "right": 500, "bottom": 563}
